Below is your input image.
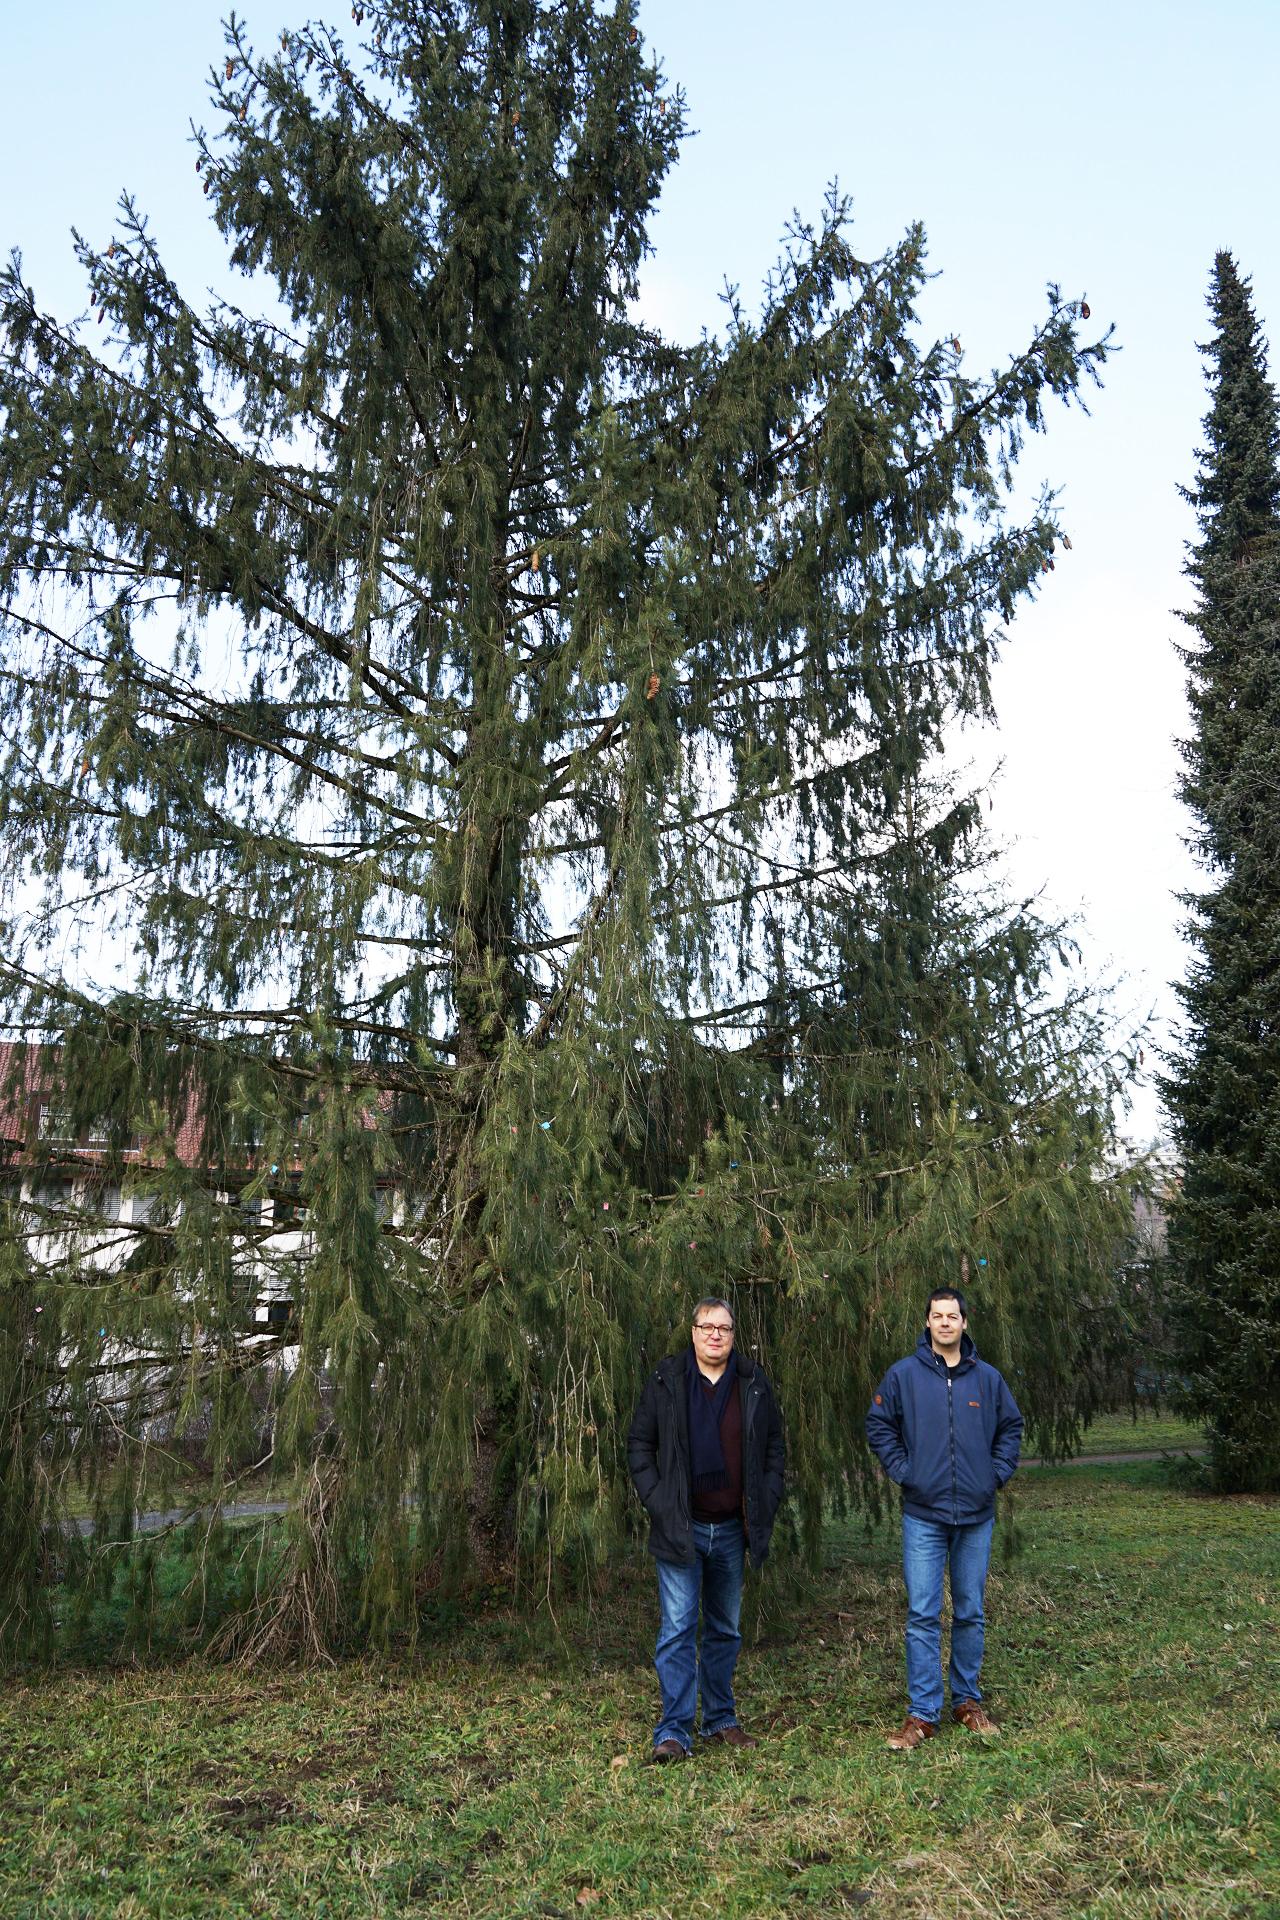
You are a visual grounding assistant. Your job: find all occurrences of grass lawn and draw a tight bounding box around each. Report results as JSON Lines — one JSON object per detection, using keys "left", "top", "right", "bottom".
{"left": 2, "top": 1463, "right": 1275, "bottom": 1919}
{"left": 1076, "top": 1409, "right": 1206, "bottom": 1457}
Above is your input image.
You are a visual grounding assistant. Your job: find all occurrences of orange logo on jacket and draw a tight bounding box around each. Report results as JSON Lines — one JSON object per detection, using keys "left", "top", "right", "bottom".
{"left": 969, "top": 1400, "right": 980, "bottom": 1407}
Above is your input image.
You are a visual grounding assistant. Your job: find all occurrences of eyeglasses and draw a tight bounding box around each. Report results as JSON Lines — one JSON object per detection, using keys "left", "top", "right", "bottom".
{"left": 693, "top": 1323, "right": 733, "bottom": 1338}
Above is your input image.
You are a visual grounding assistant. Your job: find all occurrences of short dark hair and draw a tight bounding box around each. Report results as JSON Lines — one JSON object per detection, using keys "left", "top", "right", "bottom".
{"left": 925, "top": 1286, "right": 968, "bottom": 1319}
{"left": 692, "top": 1296, "right": 734, "bottom": 1327}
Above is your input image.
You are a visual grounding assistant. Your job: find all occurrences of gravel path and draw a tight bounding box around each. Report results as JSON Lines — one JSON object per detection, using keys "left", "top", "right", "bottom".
{"left": 69, "top": 1500, "right": 289, "bottom": 1539}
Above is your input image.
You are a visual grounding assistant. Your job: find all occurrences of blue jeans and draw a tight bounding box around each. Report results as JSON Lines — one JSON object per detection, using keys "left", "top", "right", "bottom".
{"left": 652, "top": 1518, "right": 745, "bottom": 1752}
{"left": 901, "top": 1512, "right": 995, "bottom": 1725}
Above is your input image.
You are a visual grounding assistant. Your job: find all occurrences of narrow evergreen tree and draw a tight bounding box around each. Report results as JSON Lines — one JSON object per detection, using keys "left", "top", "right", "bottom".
{"left": 0, "top": 0, "right": 1126, "bottom": 1655}
{"left": 1164, "top": 253, "right": 1280, "bottom": 1493}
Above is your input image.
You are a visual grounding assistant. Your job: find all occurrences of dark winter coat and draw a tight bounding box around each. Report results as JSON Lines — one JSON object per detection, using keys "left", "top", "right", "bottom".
{"left": 865, "top": 1332, "right": 1022, "bottom": 1528}
{"left": 627, "top": 1349, "right": 786, "bottom": 1568}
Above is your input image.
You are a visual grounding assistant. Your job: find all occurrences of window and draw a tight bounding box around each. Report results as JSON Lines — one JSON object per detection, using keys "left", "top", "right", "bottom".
{"left": 37, "top": 1103, "right": 76, "bottom": 1145}
{"left": 275, "top": 1178, "right": 306, "bottom": 1228}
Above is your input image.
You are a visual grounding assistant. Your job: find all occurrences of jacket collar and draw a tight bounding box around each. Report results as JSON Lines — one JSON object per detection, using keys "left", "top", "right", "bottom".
{"left": 914, "top": 1328, "right": 977, "bottom": 1372}
{"left": 658, "top": 1347, "right": 758, "bottom": 1385}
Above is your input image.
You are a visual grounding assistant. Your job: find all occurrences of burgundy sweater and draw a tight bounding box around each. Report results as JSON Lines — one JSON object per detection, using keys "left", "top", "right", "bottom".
{"left": 691, "top": 1372, "right": 744, "bottom": 1522}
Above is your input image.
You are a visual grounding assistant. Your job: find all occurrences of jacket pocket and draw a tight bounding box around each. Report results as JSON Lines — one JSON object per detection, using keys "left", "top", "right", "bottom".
{"left": 955, "top": 1451, "right": 996, "bottom": 1509}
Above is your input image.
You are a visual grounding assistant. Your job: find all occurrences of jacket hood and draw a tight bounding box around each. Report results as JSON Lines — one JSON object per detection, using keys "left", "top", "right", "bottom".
{"left": 914, "top": 1329, "right": 978, "bottom": 1368}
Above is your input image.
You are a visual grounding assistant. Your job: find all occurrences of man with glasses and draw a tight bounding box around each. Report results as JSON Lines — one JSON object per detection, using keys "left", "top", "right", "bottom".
{"left": 627, "top": 1297, "right": 786, "bottom": 1763}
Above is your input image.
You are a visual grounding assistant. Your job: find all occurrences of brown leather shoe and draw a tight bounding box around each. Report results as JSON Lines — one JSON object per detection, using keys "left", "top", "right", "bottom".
{"left": 886, "top": 1715, "right": 937, "bottom": 1751}
{"left": 650, "top": 1739, "right": 688, "bottom": 1764}
{"left": 704, "top": 1726, "right": 758, "bottom": 1749}
{"left": 953, "top": 1700, "right": 1000, "bottom": 1734}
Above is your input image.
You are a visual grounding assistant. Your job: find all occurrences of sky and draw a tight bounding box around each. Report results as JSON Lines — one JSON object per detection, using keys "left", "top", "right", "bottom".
{"left": 4, "top": 0, "right": 1279, "bottom": 1150}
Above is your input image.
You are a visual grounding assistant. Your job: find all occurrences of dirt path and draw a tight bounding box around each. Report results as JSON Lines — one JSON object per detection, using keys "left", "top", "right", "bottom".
{"left": 1024, "top": 1447, "right": 1205, "bottom": 1468}
{"left": 67, "top": 1449, "right": 1207, "bottom": 1536}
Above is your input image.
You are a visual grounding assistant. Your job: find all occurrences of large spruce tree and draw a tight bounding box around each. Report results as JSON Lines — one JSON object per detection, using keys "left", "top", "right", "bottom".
{"left": 0, "top": 0, "right": 1129, "bottom": 1656}
{"left": 1165, "top": 253, "right": 1280, "bottom": 1493}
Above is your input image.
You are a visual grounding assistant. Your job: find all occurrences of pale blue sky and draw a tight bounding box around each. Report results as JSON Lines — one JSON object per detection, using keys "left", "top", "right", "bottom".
{"left": 5, "top": 1, "right": 1279, "bottom": 1147}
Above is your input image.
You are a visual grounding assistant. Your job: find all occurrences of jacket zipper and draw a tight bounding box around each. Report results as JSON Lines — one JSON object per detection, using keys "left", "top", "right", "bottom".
{"left": 946, "top": 1367, "right": 958, "bottom": 1522}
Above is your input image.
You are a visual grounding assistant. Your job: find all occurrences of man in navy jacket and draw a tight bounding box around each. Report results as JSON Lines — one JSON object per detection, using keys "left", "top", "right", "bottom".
{"left": 865, "top": 1287, "right": 1022, "bottom": 1750}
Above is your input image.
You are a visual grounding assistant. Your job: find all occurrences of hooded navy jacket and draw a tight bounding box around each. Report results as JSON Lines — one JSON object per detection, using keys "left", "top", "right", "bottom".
{"left": 865, "top": 1332, "right": 1023, "bottom": 1527}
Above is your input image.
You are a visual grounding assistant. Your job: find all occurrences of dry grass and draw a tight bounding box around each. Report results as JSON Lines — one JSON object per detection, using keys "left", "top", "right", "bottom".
{"left": 2, "top": 1460, "right": 1276, "bottom": 1918}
